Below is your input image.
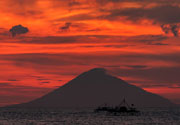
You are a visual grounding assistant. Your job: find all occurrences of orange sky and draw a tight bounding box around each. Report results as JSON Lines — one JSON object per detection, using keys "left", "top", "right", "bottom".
{"left": 0, "top": 0, "right": 180, "bottom": 106}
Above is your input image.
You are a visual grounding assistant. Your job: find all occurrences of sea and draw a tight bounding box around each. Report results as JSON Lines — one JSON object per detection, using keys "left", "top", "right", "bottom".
{"left": 0, "top": 107, "right": 179, "bottom": 125}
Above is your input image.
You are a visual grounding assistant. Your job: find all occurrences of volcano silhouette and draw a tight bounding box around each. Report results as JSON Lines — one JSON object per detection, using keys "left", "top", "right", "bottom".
{"left": 10, "top": 68, "right": 175, "bottom": 108}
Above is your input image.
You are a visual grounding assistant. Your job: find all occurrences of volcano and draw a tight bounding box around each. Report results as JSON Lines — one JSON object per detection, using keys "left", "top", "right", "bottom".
{"left": 10, "top": 68, "right": 175, "bottom": 108}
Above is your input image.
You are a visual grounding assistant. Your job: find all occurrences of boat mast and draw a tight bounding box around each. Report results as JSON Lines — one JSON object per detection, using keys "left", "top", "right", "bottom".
{"left": 119, "top": 98, "right": 130, "bottom": 108}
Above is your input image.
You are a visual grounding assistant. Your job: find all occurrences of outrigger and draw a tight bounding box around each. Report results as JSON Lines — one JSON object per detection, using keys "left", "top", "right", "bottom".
{"left": 94, "top": 98, "right": 140, "bottom": 115}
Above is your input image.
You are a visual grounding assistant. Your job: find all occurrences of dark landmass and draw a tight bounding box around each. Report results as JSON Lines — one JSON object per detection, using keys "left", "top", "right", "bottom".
{"left": 7, "top": 68, "right": 176, "bottom": 108}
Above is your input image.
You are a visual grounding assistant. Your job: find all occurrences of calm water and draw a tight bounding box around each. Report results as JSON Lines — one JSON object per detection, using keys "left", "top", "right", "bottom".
{"left": 0, "top": 107, "right": 179, "bottom": 125}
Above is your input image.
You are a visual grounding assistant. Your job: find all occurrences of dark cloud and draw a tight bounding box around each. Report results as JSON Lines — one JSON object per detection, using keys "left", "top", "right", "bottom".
{"left": 60, "top": 22, "right": 72, "bottom": 31}
{"left": 137, "top": 84, "right": 171, "bottom": 88}
{"left": 59, "top": 22, "right": 102, "bottom": 33}
{"left": 171, "top": 24, "right": 179, "bottom": 37}
{"left": 100, "top": 4, "right": 180, "bottom": 36}
{"left": 0, "top": 53, "right": 88, "bottom": 67}
{"left": 37, "top": 79, "right": 50, "bottom": 81}
{"left": 50, "top": 0, "right": 85, "bottom": 10}
{"left": 57, "top": 13, "right": 96, "bottom": 21}
{"left": 7, "top": 0, "right": 36, "bottom": 7}
{"left": 15, "top": 10, "right": 43, "bottom": 17}
{"left": 112, "top": 66, "right": 180, "bottom": 85}
{"left": 147, "top": 42, "right": 169, "bottom": 46}
{"left": 68, "top": 1, "right": 81, "bottom": 6}
{"left": 41, "top": 82, "right": 50, "bottom": 84}
{"left": 133, "top": 35, "right": 167, "bottom": 43}
{"left": 21, "top": 36, "right": 81, "bottom": 44}
{"left": 102, "top": 5, "right": 180, "bottom": 24}
{"left": 0, "top": 83, "right": 11, "bottom": 87}
{"left": 96, "top": 0, "right": 180, "bottom": 5}
{"left": 8, "top": 79, "right": 19, "bottom": 82}
{"left": 161, "top": 24, "right": 180, "bottom": 37}
{"left": 125, "top": 65, "right": 148, "bottom": 69}
{"left": 9, "top": 25, "right": 29, "bottom": 37}
{"left": 168, "top": 86, "right": 180, "bottom": 89}
{"left": 98, "top": 65, "right": 148, "bottom": 69}
{"left": 1, "top": 0, "right": 39, "bottom": 17}
{"left": 161, "top": 24, "right": 171, "bottom": 34}
{"left": 135, "top": 84, "right": 180, "bottom": 89}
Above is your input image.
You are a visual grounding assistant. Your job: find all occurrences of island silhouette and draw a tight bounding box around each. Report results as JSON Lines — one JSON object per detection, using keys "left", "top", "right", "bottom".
{"left": 8, "top": 68, "right": 175, "bottom": 108}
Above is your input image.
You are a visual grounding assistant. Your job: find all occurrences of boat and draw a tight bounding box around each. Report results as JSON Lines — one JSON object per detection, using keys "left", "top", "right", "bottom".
{"left": 94, "top": 98, "right": 140, "bottom": 115}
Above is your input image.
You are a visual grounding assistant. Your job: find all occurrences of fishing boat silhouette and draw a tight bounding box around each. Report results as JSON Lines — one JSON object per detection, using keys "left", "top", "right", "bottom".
{"left": 95, "top": 98, "right": 140, "bottom": 115}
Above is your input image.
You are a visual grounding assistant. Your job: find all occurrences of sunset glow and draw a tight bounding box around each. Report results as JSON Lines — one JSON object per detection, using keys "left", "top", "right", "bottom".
{"left": 0, "top": 0, "right": 180, "bottom": 106}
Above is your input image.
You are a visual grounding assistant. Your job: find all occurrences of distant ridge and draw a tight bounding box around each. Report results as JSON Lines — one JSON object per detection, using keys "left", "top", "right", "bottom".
{"left": 8, "top": 68, "right": 175, "bottom": 108}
